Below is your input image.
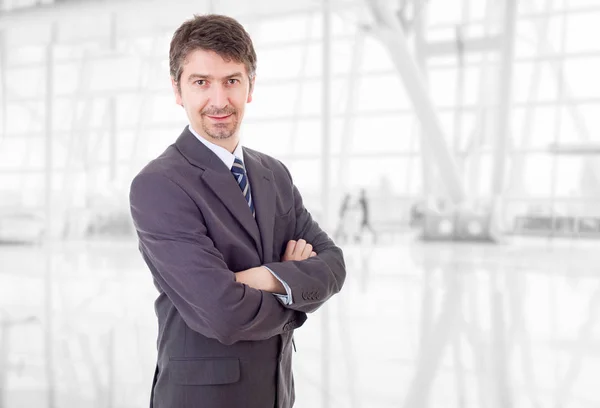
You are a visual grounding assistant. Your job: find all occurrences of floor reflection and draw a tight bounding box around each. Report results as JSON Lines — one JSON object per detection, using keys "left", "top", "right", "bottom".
{"left": 0, "top": 236, "right": 599, "bottom": 407}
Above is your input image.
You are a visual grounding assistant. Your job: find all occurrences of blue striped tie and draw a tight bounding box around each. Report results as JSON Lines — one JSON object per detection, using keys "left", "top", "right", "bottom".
{"left": 231, "top": 157, "right": 255, "bottom": 217}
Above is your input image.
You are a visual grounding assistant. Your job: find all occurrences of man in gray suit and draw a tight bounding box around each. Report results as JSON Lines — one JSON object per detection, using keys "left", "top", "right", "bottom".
{"left": 129, "top": 14, "right": 346, "bottom": 408}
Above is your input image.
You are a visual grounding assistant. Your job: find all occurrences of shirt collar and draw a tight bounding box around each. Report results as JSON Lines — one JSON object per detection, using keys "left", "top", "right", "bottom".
{"left": 188, "top": 125, "right": 244, "bottom": 170}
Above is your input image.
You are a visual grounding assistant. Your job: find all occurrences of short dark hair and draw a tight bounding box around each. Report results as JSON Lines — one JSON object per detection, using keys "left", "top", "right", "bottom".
{"left": 170, "top": 14, "right": 257, "bottom": 91}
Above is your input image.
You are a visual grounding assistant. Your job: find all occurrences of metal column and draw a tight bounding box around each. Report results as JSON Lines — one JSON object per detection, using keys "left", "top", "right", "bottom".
{"left": 44, "top": 22, "right": 57, "bottom": 408}
{"left": 321, "top": 1, "right": 332, "bottom": 407}
{"left": 366, "top": 0, "right": 467, "bottom": 205}
{"left": 491, "top": 0, "right": 517, "bottom": 198}
{"left": 108, "top": 12, "right": 118, "bottom": 183}
{"left": 0, "top": 29, "right": 6, "bottom": 140}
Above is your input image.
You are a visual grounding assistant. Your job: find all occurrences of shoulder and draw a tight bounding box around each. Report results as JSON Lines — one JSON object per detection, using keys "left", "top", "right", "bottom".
{"left": 130, "top": 144, "right": 191, "bottom": 192}
{"left": 243, "top": 147, "right": 293, "bottom": 182}
{"left": 138, "top": 143, "right": 180, "bottom": 173}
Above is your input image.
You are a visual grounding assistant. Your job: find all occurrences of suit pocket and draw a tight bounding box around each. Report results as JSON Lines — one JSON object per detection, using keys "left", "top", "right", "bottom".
{"left": 276, "top": 204, "right": 294, "bottom": 219}
{"left": 168, "top": 357, "right": 240, "bottom": 386}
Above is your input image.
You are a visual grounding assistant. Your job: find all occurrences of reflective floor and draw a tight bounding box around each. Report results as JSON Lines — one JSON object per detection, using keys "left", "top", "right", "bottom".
{"left": 1, "top": 235, "right": 598, "bottom": 407}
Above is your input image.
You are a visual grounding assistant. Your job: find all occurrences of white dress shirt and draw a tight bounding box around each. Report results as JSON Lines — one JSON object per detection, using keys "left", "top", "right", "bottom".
{"left": 189, "top": 125, "right": 293, "bottom": 305}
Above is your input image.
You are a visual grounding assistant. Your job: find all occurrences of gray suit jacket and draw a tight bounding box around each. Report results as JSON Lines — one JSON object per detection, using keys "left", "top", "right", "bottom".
{"left": 129, "top": 127, "right": 346, "bottom": 408}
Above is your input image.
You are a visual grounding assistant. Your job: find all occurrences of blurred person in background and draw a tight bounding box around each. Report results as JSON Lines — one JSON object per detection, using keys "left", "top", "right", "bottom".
{"left": 129, "top": 14, "right": 346, "bottom": 408}
{"left": 355, "top": 188, "right": 377, "bottom": 243}
{"left": 334, "top": 192, "right": 352, "bottom": 243}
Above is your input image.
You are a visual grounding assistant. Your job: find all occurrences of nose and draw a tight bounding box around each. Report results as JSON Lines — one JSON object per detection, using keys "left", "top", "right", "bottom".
{"left": 211, "top": 84, "right": 228, "bottom": 109}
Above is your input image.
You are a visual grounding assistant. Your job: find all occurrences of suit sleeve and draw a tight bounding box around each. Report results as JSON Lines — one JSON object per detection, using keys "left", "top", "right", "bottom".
{"left": 263, "top": 164, "right": 346, "bottom": 313}
{"left": 129, "top": 172, "right": 306, "bottom": 345}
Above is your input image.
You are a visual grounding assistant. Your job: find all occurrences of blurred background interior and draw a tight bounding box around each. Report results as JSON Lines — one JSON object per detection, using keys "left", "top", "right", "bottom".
{"left": 1, "top": 0, "right": 599, "bottom": 407}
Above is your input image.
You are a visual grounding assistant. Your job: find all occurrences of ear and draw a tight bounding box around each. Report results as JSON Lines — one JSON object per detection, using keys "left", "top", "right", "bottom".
{"left": 171, "top": 77, "right": 183, "bottom": 106}
{"left": 247, "top": 76, "right": 256, "bottom": 103}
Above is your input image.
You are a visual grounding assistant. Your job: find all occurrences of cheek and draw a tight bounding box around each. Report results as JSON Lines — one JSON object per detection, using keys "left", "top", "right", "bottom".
{"left": 183, "top": 96, "right": 206, "bottom": 113}
{"left": 180, "top": 88, "right": 207, "bottom": 107}
{"left": 232, "top": 97, "right": 247, "bottom": 113}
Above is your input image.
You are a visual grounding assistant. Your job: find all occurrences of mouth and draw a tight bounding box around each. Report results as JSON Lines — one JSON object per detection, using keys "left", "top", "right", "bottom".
{"left": 206, "top": 114, "right": 233, "bottom": 121}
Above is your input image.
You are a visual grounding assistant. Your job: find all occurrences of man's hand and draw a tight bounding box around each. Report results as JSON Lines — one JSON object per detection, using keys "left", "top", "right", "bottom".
{"left": 235, "top": 266, "right": 286, "bottom": 294}
{"left": 282, "top": 239, "right": 317, "bottom": 261}
{"left": 234, "top": 239, "right": 317, "bottom": 293}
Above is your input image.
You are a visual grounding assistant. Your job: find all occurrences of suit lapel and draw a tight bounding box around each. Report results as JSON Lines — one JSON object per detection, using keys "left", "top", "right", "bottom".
{"left": 175, "top": 128, "right": 262, "bottom": 256}
{"left": 201, "top": 170, "right": 263, "bottom": 256}
{"left": 243, "top": 148, "right": 275, "bottom": 263}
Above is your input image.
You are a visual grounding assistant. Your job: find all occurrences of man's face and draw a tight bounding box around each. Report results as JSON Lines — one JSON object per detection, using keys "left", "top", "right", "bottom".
{"left": 172, "top": 48, "right": 254, "bottom": 143}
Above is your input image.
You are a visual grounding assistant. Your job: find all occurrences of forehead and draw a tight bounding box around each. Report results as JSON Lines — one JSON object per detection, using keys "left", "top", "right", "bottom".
{"left": 181, "top": 48, "right": 248, "bottom": 78}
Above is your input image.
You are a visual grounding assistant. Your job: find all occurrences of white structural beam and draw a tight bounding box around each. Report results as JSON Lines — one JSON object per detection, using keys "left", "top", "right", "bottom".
{"left": 338, "top": 31, "right": 364, "bottom": 192}
{"left": 423, "top": 35, "right": 502, "bottom": 57}
{"left": 549, "top": 143, "right": 600, "bottom": 155}
{"left": 0, "top": 29, "right": 6, "bottom": 140}
{"left": 43, "top": 24, "right": 56, "bottom": 239}
{"left": 0, "top": 29, "right": 8, "bottom": 139}
{"left": 491, "top": 0, "right": 517, "bottom": 197}
{"left": 506, "top": 0, "right": 554, "bottom": 198}
{"left": 321, "top": 1, "right": 332, "bottom": 408}
{"left": 365, "top": 0, "right": 467, "bottom": 204}
{"left": 522, "top": 0, "right": 600, "bottom": 190}
{"left": 0, "top": 0, "right": 319, "bottom": 30}
{"left": 413, "top": 0, "right": 434, "bottom": 199}
{"left": 548, "top": 0, "right": 568, "bottom": 236}
{"left": 454, "top": 0, "right": 470, "bottom": 193}
{"left": 43, "top": 22, "right": 57, "bottom": 408}
{"left": 108, "top": 12, "right": 117, "bottom": 182}
{"left": 288, "top": 15, "right": 314, "bottom": 155}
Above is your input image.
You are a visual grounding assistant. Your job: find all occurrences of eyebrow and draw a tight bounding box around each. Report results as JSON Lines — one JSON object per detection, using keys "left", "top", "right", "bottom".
{"left": 187, "top": 72, "right": 244, "bottom": 82}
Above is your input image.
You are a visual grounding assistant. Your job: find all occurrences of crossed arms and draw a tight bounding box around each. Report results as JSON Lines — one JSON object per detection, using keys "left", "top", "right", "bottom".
{"left": 234, "top": 239, "right": 317, "bottom": 294}
{"left": 129, "top": 172, "right": 346, "bottom": 345}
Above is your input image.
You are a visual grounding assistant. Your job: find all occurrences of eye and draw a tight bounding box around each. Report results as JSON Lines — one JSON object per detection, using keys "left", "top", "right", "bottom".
{"left": 195, "top": 79, "right": 206, "bottom": 86}
{"left": 227, "top": 78, "right": 240, "bottom": 85}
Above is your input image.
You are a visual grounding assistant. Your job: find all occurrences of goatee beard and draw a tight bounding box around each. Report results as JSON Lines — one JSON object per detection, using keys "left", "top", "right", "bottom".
{"left": 204, "top": 125, "right": 235, "bottom": 140}
{"left": 202, "top": 116, "right": 238, "bottom": 140}
{"left": 201, "top": 107, "right": 238, "bottom": 140}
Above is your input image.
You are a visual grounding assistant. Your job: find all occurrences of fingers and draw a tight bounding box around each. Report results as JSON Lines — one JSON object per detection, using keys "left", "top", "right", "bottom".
{"left": 300, "top": 241, "right": 313, "bottom": 260}
{"left": 281, "top": 240, "right": 297, "bottom": 262}
{"left": 286, "top": 240, "right": 297, "bottom": 254}
{"left": 282, "top": 239, "right": 316, "bottom": 261}
{"left": 291, "top": 239, "right": 306, "bottom": 260}
{"left": 293, "top": 239, "right": 314, "bottom": 261}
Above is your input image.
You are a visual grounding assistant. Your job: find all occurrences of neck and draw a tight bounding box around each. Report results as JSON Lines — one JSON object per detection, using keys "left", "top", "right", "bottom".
{"left": 209, "top": 136, "right": 239, "bottom": 154}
